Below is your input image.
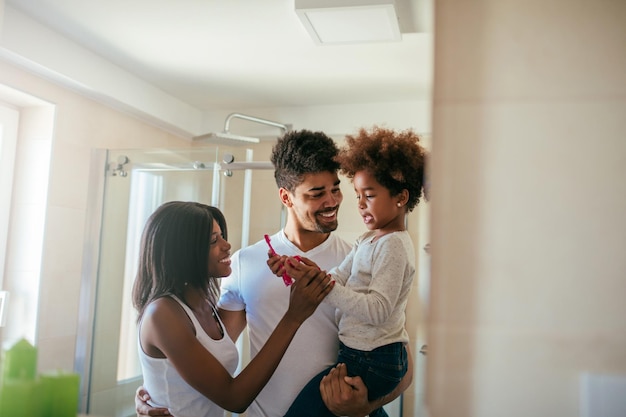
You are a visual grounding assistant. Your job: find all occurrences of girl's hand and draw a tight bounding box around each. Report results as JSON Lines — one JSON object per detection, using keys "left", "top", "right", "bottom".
{"left": 283, "top": 256, "right": 321, "bottom": 281}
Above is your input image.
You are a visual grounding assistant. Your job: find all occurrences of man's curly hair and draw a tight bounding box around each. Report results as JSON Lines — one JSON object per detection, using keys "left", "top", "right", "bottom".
{"left": 271, "top": 129, "right": 340, "bottom": 192}
{"left": 335, "top": 126, "right": 428, "bottom": 212}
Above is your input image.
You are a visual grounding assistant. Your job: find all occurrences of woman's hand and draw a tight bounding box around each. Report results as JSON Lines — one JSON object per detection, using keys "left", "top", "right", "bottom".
{"left": 285, "top": 262, "right": 334, "bottom": 323}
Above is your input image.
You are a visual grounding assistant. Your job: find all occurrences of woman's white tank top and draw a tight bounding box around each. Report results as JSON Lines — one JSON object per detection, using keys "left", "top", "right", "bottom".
{"left": 138, "top": 295, "right": 239, "bottom": 417}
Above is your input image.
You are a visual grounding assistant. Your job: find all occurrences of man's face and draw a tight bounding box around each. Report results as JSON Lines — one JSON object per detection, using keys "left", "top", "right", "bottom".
{"left": 286, "top": 171, "right": 343, "bottom": 233}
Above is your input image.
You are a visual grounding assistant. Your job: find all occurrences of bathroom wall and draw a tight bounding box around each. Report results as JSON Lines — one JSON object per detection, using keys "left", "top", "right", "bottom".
{"left": 0, "top": 60, "right": 195, "bottom": 373}
{"left": 427, "top": 0, "right": 626, "bottom": 416}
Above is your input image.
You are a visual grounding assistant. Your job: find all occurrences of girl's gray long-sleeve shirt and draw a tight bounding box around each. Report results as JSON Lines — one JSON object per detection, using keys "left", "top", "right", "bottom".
{"left": 324, "top": 230, "right": 415, "bottom": 351}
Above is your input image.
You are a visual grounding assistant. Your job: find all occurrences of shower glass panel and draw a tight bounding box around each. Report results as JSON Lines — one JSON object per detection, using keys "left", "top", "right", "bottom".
{"left": 87, "top": 145, "right": 281, "bottom": 417}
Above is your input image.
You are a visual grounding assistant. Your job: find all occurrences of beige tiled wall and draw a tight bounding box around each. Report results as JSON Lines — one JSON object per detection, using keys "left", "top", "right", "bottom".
{"left": 428, "top": 0, "right": 626, "bottom": 416}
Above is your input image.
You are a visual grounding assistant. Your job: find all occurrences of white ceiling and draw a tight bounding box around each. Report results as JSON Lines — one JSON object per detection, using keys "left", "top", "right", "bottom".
{"left": 5, "top": 0, "right": 433, "bottom": 112}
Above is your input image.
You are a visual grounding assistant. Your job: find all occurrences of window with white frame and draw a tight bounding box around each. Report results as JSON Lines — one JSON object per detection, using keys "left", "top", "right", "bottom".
{"left": 0, "top": 88, "right": 54, "bottom": 349}
{"left": 0, "top": 103, "right": 19, "bottom": 332}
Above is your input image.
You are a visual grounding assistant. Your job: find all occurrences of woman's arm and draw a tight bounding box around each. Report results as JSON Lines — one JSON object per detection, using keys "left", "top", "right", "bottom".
{"left": 217, "top": 308, "right": 247, "bottom": 342}
{"left": 144, "top": 269, "right": 333, "bottom": 414}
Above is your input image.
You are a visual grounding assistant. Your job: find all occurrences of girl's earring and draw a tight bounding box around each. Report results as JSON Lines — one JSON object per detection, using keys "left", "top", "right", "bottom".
{"left": 397, "top": 202, "right": 402, "bottom": 207}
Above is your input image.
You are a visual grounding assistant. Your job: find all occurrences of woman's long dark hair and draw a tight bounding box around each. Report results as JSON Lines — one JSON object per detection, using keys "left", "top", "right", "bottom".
{"left": 132, "top": 201, "right": 228, "bottom": 321}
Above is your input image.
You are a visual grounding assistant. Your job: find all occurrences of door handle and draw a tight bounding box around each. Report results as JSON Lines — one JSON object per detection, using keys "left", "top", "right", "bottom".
{"left": 419, "top": 344, "right": 427, "bottom": 356}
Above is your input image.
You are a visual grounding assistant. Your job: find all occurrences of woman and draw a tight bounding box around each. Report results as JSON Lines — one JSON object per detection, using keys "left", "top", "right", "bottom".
{"left": 132, "top": 201, "right": 333, "bottom": 416}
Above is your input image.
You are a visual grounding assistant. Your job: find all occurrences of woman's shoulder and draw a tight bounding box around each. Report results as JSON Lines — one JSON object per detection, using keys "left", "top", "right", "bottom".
{"left": 142, "top": 295, "right": 196, "bottom": 336}
{"left": 146, "top": 294, "right": 179, "bottom": 310}
{"left": 144, "top": 295, "right": 190, "bottom": 323}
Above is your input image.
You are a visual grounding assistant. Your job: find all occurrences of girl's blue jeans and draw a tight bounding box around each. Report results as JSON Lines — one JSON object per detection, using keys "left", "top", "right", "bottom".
{"left": 283, "top": 341, "right": 408, "bottom": 417}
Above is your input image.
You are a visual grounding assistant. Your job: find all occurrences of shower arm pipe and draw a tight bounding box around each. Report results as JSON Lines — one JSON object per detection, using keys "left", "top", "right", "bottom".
{"left": 223, "top": 113, "right": 291, "bottom": 134}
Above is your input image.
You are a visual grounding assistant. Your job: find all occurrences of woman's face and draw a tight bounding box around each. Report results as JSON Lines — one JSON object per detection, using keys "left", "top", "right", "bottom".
{"left": 207, "top": 219, "right": 232, "bottom": 278}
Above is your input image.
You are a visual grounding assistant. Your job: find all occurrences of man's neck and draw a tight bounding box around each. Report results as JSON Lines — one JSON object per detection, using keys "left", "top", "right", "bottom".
{"left": 282, "top": 226, "right": 331, "bottom": 252}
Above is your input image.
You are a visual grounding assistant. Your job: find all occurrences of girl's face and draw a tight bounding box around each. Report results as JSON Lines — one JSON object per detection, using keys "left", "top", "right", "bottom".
{"left": 207, "top": 220, "right": 232, "bottom": 278}
{"left": 353, "top": 170, "right": 406, "bottom": 233}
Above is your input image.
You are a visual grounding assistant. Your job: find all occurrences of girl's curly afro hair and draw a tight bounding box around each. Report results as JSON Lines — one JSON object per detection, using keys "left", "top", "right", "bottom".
{"left": 335, "top": 125, "right": 428, "bottom": 212}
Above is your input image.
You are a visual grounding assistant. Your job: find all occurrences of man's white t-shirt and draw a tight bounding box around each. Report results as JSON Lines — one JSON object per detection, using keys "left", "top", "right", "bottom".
{"left": 219, "top": 231, "right": 351, "bottom": 417}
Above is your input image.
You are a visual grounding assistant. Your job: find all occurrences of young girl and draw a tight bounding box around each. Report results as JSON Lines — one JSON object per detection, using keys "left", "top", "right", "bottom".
{"left": 132, "top": 201, "right": 333, "bottom": 417}
{"left": 278, "top": 126, "right": 428, "bottom": 417}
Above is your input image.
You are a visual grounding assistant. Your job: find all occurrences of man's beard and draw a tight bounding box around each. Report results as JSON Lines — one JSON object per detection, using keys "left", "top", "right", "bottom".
{"left": 313, "top": 209, "right": 339, "bottom": 233}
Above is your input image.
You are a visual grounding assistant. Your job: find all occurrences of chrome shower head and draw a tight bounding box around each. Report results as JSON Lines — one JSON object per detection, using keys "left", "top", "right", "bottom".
{"left": 193, "top": 113, "right": 291, "bottom": 146}
{"left": 192, "top": 131, "right": 260, "bottom": 146}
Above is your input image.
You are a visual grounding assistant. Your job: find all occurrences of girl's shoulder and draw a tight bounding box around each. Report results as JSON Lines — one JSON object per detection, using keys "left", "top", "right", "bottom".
{"left": 373, "top": 230, "right": 414, "bottom": 251}
{"left": 355, "top": 230, "right": 377, "bottom": 244}
{"left": 357, "top": 230, "right": 410, "bottom": 244}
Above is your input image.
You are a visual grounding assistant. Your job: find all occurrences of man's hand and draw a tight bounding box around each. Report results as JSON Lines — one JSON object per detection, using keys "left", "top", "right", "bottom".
{"left": 135, "top": 386, "right": 171, "bottom": 416}
{"left": 321, "top": 345, "right": 414, "bottom": 417}
{"left": 320, "top": 363, "right": 370, "bottom": 417}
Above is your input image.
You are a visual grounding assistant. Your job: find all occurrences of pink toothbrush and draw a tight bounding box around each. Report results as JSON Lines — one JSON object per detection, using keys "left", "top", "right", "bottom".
{"left": 264, "top": 234, "right": 294, "bottom": 286}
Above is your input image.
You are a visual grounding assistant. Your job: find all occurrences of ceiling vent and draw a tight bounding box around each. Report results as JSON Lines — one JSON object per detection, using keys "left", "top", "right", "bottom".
{"left": 295, "top": 0, "right": 402, "bottom": 45}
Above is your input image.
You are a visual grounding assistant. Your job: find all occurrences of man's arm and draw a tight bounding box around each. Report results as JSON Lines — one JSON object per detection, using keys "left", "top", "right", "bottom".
{"left": 217, "top": 308, "right": 247, "bottom": 342}
{"left": 320, "top": 345, "right": 414, "bottom": 417}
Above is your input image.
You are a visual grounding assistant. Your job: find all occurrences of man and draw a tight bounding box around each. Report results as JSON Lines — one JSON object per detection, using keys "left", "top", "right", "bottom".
{"left": 137, "top": 129, "right": 412, "bottom": 416}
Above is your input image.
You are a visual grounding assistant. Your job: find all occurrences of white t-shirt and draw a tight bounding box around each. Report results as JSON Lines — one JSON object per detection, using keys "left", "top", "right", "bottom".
{"left": 219, "top": 231, "right": 351, "bottom": 417}
{"left": 139, "top": 295, "right": 239, "bottom": 417}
